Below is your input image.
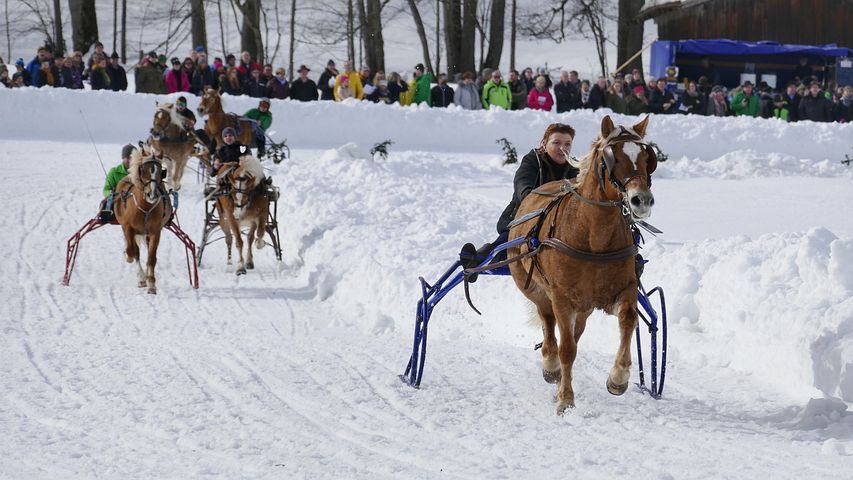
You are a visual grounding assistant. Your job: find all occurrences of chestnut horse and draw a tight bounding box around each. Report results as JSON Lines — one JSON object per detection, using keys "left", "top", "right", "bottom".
{"left": 114, "top": 146, "right": 173, "bottom": 294}
{"left": 149, "top": 102, "right": 208, "bottom": 191}
{"left": 197, "top": 88, "right": 257, "bottom": 150}
{"left": 508, "top": 115, "right": 657, "bottom": 414}
{"left": 213, "top": 155, "right": 269, "bottom": 275}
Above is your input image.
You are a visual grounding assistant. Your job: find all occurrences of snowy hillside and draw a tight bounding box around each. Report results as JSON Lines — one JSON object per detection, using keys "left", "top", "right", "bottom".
{"left": 1, "top": 86, "right": 852, "bottom": 479}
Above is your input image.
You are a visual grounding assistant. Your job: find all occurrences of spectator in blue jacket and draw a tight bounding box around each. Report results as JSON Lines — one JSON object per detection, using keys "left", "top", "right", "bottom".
{"left": 27, "top": 47, "right": 50, "bottom": 86}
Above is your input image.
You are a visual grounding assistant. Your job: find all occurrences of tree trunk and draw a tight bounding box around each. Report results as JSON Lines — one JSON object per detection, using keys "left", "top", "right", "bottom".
{"left": 443, "top": 0, "right": 461, "bottom": 75}
{"left": 217, "top": 0, "right": 226, "bottom": 58}
{"left": 460, "top": 0, "right": 477, "bottom": 74}
{"left": 289, "top": 0, "right": 296, "bottom": 81}
{"left": 361, "top": 0, "right": 384, "bottom": 73}
{"left": 53, "top": 0, "right": 65, "bottom": 56}
{"left": 434, "top": 0, "right": 440, "bottom": 74}
{"left": 239, "top": 0, "right": 263, "bottom": 63}
{"left": 68, "top": 0, "right": 99, "bottom": 54}
{"left": 346, "top": 0, "right": 355, "bottom": 63}
{"left": 510, "top": 0, "right": 516, "bottom": 71}
{"left": 616, "top": 0, "right": 644, "bottom": 76}
{"left": 112, "top": 0, "right": 117, "bottom": 54}
{"left": 121, "top": 0, "right": 127, "bottom": 62}
{"left": 191, "top": 0, "right": 207, "bottom": 53}
{"left": 483, "top": 0, "right": 504, "bottom": 70}
{"left": 406, "top": 0, "right": 432, "bottom": 73}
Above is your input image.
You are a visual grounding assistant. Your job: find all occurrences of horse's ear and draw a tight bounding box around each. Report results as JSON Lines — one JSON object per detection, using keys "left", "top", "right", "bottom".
{"left": 633, "top": 115, "right": 650, "bottom": 138}
{"left": 138, "top": 140, "right": 145, "bottom": 149}
{"left": 600, "top": 115, "right": 615, "bottom": 138}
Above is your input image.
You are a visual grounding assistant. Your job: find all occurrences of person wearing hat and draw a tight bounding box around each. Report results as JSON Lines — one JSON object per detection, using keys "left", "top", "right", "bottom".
{"left": 244, "top": 99, "right": 273, "bottom": 157}
{"left": 335, "top": 60, "right": 363, "bottom": 100}
{"left": 412, "top": 62, "right": 433, "bottom": 105}
{"left": 13, "top": 58, "right": 32, "bottom": 86}
{"left": 100, "top": 144, "right": 137, "bottom": 222}
{"left": 626, "top": 84, "right": 649, "bottom": 115}
{"left": 318, "top": 59, "right": 339, "bottom": 101}
{"left": 135, "top": 51, "right": 166, "bottom": 94}
{"left": 106, "top": 52, "right": 128, "bottom": 91}
{"left": 268, "top": 67, "right": 291, "bottom": 99}
{"left": 730, "top": 80, "right": 760, "bottom": 117}
{"left": 798, "top": 81, "right": 833, "bottom": 122}
{"left": 706, "top": 85, "right": 728, "bottom": 116}
{"left": 213, "top": 127, "right": 248, "bottom": 173}
{"left": 173, "top": 95, "right": 197, "bottom": 130}
{"left": 289, "top": 65, "right": 319, "bottom": 102}
{"left": 165, "top": 57, "right": 190, "bottom": 94}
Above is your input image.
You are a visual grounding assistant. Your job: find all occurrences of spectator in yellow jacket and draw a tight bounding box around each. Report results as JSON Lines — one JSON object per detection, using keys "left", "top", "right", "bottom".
{"left": 335, "top": 60, "right": 363, "bottom": 100}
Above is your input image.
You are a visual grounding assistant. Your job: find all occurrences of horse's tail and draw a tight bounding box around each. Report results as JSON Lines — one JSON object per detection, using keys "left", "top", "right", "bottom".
{"left": 526, "top": 302, "right": 543, "bottom": 328}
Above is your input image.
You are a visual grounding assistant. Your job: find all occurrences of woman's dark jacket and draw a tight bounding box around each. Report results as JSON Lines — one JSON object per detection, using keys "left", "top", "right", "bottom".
{"left": 496, "top": 149, "right": 579, "bottom": 233}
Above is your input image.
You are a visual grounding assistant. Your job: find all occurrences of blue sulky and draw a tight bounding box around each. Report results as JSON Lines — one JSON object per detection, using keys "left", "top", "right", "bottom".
{"left": 401, "top": 237, "right": 668, "bottom": 399}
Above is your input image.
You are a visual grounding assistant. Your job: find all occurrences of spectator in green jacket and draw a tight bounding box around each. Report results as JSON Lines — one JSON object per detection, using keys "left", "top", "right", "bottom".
{"left": 412, "top": 63, "right": 433, "bottom": 106}
{"left": 730, "top": 81, "right": 761, "bottom": 117}
{"left": 482, "top": 70, "right": 512, "bottom": 109}
{"left": 134, "top": 51, "right": 166, "bottom": 94}
{"left": 244, "top": 98, "right": 273, "bottom": 157}
{"left": 100, "top": 144, "right": 136, "bottom": 222}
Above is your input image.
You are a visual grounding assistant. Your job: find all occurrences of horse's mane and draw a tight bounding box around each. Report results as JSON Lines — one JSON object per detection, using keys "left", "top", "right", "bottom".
{"left": 569, "top": 135, "right": 605, "bottom": 187}
{"left": 237, "top": 155, "right": 265, "bottom": 185}
{"left": 156, "top": 103, "right": 186, "bottom": 131}
{"left": 127, "top": 148, "right": 147, "bottom": 190}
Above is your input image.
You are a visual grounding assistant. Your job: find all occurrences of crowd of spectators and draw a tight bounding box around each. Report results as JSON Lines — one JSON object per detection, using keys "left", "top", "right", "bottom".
{"left": 4, "top": 43, "right": 852, "bottom": 124}
{"left": 1, "top": 42, "right": 127, "bottom": 91}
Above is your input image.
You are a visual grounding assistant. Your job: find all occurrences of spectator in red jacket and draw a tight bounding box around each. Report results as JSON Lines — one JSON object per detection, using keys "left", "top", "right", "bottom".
{"left": 527, "top": 75, "right": 554, "bottom": 111}
{"left": 165, "top": 57, "right": 191, "bottom": 93}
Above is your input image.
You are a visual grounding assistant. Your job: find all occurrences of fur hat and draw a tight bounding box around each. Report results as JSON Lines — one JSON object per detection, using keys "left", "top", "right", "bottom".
{"left": 222, "top": 127, "right": 237, "bottom": 137}
{"left": 121, "top": 144, "right": 137, "bottom": 159}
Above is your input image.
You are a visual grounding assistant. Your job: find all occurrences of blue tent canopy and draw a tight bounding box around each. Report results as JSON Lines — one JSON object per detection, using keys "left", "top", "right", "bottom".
{"left": 649, "top": 39, "right": 853, "bottom": 88}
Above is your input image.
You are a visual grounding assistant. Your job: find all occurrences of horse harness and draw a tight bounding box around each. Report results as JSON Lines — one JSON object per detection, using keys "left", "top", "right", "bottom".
{"left": 118, "top": 158, "right": 170, "bottom": 235}
{"left": 461, "top": 131, "right": 659, "bottom": 313}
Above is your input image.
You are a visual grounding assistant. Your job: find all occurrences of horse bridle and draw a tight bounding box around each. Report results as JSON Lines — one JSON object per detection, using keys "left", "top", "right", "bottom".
{"left": 231, "top": 173, "right": 259, "bottom": 209}
{"left": 598, "top": 126, "right": 658, "bottom": 194}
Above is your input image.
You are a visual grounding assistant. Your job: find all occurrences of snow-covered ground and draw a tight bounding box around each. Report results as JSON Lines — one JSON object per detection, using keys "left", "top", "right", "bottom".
{"left": 1, "top": 86, "right": 852, "bottom": 479}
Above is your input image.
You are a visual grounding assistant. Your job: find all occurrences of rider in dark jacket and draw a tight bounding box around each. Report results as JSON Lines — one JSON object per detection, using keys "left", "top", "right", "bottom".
{"left": 461, "top": 123, "right": 579, "bottom": 276}
{"left": 211, "top": 127, "right": 247, "bottom": 175}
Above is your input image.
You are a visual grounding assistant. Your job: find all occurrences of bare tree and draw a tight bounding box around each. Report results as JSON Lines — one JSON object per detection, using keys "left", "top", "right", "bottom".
{"left": 434, "top": 0, "right": 440, "bottom": 73}
{"left": 347, "top": 0, "right": 355, "bottom": 62}
{"left": 510, "top": 0, "right": 516, "bottom": 71}
{"left": 460, "top": 0, "right": 476, "bottom": 73}
{"left": 233, "top": 0, "right": 264, "bottom": 63}
{"left": 444, "top": 0, "right": 461, "bottom": 75}
{"left": 191, "top": 0, "right": 208, "bottom": 53}
{"left": 482, "top": 0, "right": 507, "bottom": 71}
{"left": 121, "top": 0, "right": 127, "bottom": 61}
{"left": 289, "top": 0, "right": 295, "bottom": 80}
{"left": 406, "top": 0, "right": 432, "bottom": 73}
{"left": 68, "top": 0, "right": 99, "bottom": 54}
{"left": 217, "top": 0, "right": 227, "bottom": 56}
{"left": 53, "top": 0, "right": 65, "bottom": 56}
{"left": 4, "top": 0, "right": 10, "bottom": 61}
{"left": 616, "top": 0, "right": 643, "bottom": 76}
{"left": 521, "top": 0, "right": 614, "bottom": 76}
{"left": 356, "top": 0, "right": 384, "bottom": 72}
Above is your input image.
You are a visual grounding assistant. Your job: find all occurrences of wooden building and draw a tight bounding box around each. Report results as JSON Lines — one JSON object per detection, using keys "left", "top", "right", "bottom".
{"left": 640, "top": 0, "right": 853, "bottom": 48}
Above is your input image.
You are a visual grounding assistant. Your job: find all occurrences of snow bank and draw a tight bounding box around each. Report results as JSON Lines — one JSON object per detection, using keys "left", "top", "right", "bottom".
{"left": 645, "top": 229, "right": 853, "bottom": 401}
{"left": 3, "top": 87, "right": 853, "bottom": 174}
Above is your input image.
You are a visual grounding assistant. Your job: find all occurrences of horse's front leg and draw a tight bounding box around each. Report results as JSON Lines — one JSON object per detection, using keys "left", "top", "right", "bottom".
{"left": 536, "top": 302, "right": 561, "bottom": 384}
{"left": 553, "top": 303, "right": 579, "bottom": 415}
{"left": 134, "top": 234, "right": 146, "bottom": 288}
{"left": 232, "top": 221, "right": 246, "bottom": 275}
{"left": 246, "top": 223, "right": 256, "bottom": 270}
{"left": 146, "top": 232, "right": 161, "bottom": 294}
{"left": 607, "top": 292, "right": 639, "bottom": 396}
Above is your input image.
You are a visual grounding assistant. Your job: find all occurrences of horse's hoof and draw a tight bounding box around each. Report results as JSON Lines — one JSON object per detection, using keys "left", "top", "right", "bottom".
{"left": 606, "top": 377, "right": 629, "bottom": 396}
{"left": 247, "top": 261, "right": 254, "bottom": 270}
{"left": 236, "top": 268, "right": 246, "bottom": 276}
{"left": 543, "top": 369, "right": 561, "bottom": 384}
{"left": 138, "top": 281, "right": 147, "bottom": 288}
{"left": 147, "top": 288, "right": 157, "bottom": 295}
{"left": 556, "top": 401, "right": 575, "bottom": 416}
